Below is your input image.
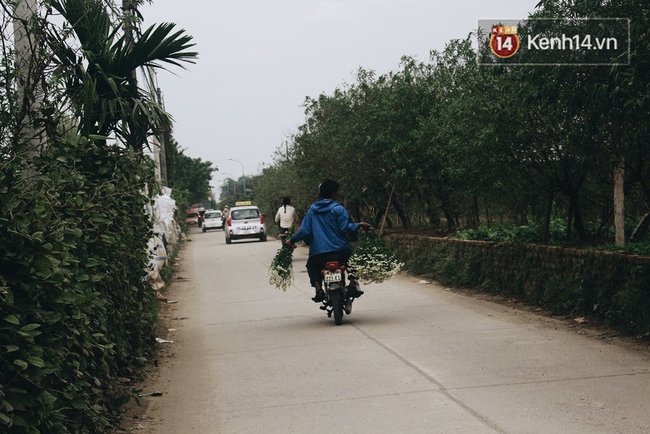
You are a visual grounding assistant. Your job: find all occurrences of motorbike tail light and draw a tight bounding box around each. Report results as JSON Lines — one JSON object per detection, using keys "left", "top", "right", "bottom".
{"left": 227, "top": 217, "right": 232, "bottom": 227}
{"left": 326, "top": 261, "right": 339, "bottom": 272}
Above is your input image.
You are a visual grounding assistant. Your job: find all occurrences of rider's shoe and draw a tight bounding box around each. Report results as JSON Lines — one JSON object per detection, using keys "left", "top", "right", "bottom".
{"left": 312, "top": 290, "right": 326, "bottom": 303}
{"left": 344, "top": 299, "right": 353, "bottom": 315}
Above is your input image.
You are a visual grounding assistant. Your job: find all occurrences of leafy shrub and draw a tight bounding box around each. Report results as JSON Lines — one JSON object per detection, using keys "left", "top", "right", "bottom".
{"left": 589, "top": 242, "right": 650, "bottom": 257}
{"left": 454, "top": 225, "right": 502, "bottom": 241}
{"left": 0, "top": 139, "right": 158, "bottom": 432}
{"left": 455, "top": 220, "right": 574, "bottom": 245}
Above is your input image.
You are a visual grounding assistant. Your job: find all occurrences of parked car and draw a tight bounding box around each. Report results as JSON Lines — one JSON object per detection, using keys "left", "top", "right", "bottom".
{"left": 186, "top": 212, "right": 200, "bottom": 226}
{"left": 202, "top": 210, "right": 223, "bottom": 232}
{"left": 224, "top": 205, "right": 267, "bottom": 244}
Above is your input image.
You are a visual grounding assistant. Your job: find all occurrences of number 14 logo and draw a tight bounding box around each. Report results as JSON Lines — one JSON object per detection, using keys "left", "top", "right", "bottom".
{"left": 490, "top": 34, "right": 520, "bottom": 58}
{"left": 490, "top": 26, "right": 520, "bottom": 59}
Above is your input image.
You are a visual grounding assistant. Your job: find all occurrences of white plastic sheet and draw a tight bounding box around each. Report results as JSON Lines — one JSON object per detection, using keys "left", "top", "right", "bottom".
{"left": 146, "top": 187, "right": 180, "bottom": 290}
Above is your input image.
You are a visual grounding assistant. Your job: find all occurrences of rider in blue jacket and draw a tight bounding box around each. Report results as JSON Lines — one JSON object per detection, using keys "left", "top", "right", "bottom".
{"left": 286, "top": 179, "right": 370, "bottom": 302}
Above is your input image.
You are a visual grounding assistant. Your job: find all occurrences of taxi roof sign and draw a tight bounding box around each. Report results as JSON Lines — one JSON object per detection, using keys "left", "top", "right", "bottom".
{"left": 235, "top": 201, "right": 252, "bottom": 206}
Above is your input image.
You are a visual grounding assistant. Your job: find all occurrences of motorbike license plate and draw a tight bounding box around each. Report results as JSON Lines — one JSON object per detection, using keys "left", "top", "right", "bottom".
{"left": 324, "top": 271, "right": 341, "bottom": 283}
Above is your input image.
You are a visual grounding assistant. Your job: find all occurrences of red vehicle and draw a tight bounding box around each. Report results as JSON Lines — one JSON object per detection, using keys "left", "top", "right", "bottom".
{"left": 186, "top": 211, "right": 200, "bottom": 226}
{"left": 186, "top": 207, "right": 202, "bottom": 227}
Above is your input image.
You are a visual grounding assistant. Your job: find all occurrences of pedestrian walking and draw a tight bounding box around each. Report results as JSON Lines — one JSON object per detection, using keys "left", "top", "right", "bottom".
{"left": 275, "top": 197, "right": 296, "bottom": 243}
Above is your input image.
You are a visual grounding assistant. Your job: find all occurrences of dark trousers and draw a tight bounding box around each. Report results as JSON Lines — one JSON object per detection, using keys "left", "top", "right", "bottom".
{"left": 278, "top": 227, "right": 289, "bottom": 244}
{"left": 306, "top": 248, "right": 352, "bottom": 288}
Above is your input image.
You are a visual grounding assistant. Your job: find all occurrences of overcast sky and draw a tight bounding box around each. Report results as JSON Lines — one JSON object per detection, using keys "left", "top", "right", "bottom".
{"left": 140, "top": 0, "right": 540, "bottom": 194}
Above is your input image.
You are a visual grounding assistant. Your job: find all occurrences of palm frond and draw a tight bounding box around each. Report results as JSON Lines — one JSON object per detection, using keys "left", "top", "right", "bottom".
{"left": 50, "top": 0, "right": 112, "bottom": 58}
{"left": 51, "top": 0, "right": 197, "bottom": 150}
{"left": 113, "top": 22, "right": 198, "bottom": 75}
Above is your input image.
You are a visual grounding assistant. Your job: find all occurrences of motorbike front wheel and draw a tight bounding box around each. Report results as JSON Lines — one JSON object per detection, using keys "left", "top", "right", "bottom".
{"left": 330, "top": 290, "right": 344, "bottom": 325}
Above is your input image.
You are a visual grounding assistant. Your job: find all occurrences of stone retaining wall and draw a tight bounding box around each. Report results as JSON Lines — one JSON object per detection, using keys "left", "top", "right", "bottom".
{"left": 384, "top": 234, "right": 650, "bottom": 335}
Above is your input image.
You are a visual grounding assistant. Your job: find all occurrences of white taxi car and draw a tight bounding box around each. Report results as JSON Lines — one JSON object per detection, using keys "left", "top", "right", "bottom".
{"left": 202, "top": 210, "right": 223, "bottom": 232}
{"left": 225, "top": 205, "right": 267, "bottom": 244}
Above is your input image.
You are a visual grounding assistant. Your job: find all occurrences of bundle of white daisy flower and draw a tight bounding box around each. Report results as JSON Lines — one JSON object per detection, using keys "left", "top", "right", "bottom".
{"left": 348, "top": 228, "right": 403, "bottom": 284}
{"left": 267, "top": 232, "right": 294, "bottom": 291}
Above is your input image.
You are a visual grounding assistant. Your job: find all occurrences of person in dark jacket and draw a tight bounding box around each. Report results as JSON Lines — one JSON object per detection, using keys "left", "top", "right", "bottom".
{"left": 285, "top": 180, "right": 370, "bottom": 302}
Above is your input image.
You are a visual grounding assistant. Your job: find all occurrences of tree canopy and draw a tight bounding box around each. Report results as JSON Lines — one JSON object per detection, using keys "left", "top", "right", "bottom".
{"left": 249, "top": 1, "right": 650, "bottom": 249}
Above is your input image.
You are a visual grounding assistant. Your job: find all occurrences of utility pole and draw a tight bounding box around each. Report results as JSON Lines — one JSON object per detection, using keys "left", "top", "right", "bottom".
{"left": 122, "top": 0, "right": 135, "bottom": 57}
{"left": 122, "top": 0, "right": 146, "bottom": 153}
{"left": 145, "top": 65, "right": 169, "bottom": 187}
{"left": 13, "top": 0, "right": 45, "bottom": 181}
{"left": 156, "top": 87, "right": 168, "bottom": 186}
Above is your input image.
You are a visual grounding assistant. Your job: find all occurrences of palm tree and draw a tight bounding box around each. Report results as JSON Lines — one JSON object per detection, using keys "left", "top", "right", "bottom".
{"left": 48, "top": 0, "right": 197, "bottom": 149}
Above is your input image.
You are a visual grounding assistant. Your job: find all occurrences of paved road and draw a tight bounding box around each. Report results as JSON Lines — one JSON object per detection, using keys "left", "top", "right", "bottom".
{"left": 137, "top": 227, "right": 650, "bottom": 433}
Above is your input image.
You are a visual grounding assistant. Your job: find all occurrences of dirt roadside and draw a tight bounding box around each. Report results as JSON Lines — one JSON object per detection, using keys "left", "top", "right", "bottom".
{"left": 117, "top": 243, "right": 192, "bottom": 432}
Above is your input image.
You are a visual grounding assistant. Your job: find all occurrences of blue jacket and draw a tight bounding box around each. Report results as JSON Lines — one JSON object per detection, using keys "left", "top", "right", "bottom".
{"left": 290, "top": 199, "right": 361, "bottom": 256}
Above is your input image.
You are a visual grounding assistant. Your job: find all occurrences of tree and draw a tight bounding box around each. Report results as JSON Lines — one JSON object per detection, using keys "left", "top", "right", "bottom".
{"left": 530, "top": 0, "right": 650, "bottom": 244}
{"left": 166, "top": 138, "right": 217, "bottom": 210}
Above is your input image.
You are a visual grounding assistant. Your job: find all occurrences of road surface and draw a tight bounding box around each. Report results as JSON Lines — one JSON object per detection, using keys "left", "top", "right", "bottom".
{"left": 130, "top": 227, "right": 650, "bottom": 433}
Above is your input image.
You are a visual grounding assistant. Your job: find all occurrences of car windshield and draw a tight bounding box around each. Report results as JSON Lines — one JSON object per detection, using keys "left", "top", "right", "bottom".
{"left": 231, "top": 209, "right": 259, "bottom": 220}
{"left": 205, "top": 212, "right": 221, "bottom": 219}
{"left": 187, "top": 213, "right": 198, "bottom": 217}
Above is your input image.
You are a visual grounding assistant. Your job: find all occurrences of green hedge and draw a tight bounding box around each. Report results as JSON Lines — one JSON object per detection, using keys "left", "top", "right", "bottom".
{"left": 0, "top": 139, "right": 159, "bottom": 432}
{"left": 385, "top": 235, "right": 650, "bottom": 335}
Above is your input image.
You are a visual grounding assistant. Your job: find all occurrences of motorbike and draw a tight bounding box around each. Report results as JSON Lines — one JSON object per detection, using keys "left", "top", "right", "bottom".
{"left": 318, "top": 257, "right": 362, "bottom": 325}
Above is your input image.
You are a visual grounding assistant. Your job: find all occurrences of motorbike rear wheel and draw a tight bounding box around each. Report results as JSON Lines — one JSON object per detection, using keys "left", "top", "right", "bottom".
{"left": 330, "top": 290, "right": 344, "bottom": 325}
